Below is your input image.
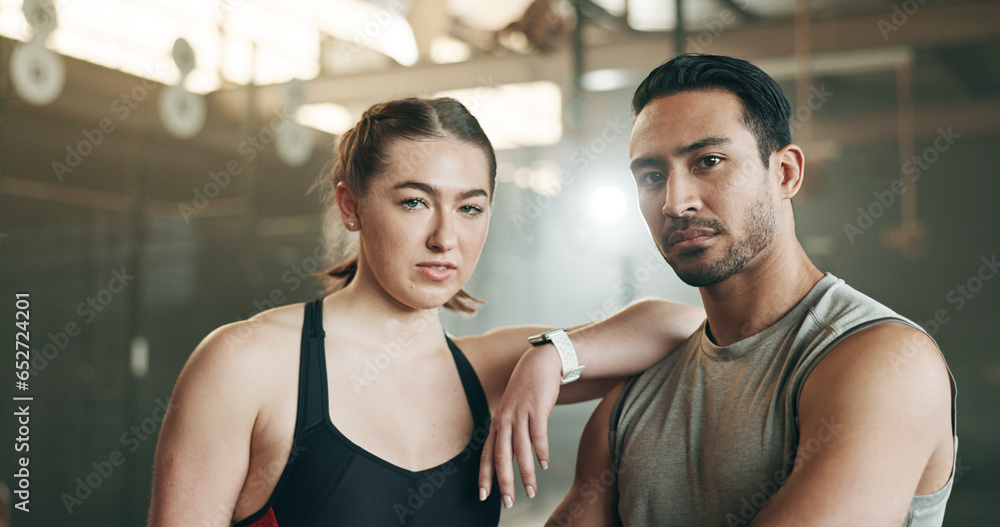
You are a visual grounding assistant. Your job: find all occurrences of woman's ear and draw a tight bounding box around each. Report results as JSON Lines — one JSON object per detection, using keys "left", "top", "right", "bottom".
{"left": 335, "top": 182, "right": 361, "bottom": 231}
{"left": 774, "top": 143, "right": 805, "bottom": 200}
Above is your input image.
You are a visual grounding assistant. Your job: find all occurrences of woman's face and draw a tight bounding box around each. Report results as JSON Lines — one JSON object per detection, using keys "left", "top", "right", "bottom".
{"left": 352, "top": 138, "right": 492, "bottom": 311}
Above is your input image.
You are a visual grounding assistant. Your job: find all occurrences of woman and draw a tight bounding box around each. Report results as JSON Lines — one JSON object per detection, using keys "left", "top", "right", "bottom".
{"left": 148, "top": 97, "right": 703, "bottom": 526}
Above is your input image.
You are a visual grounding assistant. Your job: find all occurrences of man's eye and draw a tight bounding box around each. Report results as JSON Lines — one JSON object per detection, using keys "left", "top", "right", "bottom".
{"left": 697, "top": 155, "right": 722, "bottom": 168}
{"left": 641, "top": 172, "right": 666, "bottom": 185}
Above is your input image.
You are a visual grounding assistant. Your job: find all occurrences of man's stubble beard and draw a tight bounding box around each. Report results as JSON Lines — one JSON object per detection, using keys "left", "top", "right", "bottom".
{"left": 659, "top": 194, "right": 777, "bottom": 288}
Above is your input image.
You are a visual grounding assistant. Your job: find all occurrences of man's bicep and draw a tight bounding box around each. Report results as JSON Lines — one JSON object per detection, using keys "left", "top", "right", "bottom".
{"left": 546, "top": 381, "right": 626, "bottom": 527}
{"left": 751, "top": 323, "right": 952, "bottom": 527}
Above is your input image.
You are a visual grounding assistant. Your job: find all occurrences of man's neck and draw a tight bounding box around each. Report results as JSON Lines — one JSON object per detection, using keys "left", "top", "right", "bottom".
{"left": 698, "top": 240, "right": 824, "bottom": 347}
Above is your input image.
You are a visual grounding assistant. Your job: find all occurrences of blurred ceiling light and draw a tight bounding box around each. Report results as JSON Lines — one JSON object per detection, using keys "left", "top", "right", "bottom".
{"left": 436, "top": 81, "right": 562, "bottom": 150}
{"left": 496, "top": 162, "right": 517, "bottom": 183}
{"left": 447, "top": 0, "right": 534, "bottom": 31}
{"left": 582, "top": 68, "right": 643, "bottom": 92}
{"left": 430, "top": 34, "right": 472, "bottom": 64}
{"left": 591, "top": 0, "right": 626, "bottom": 16}
{"left": 514, "top": 166, "right": 533, "bottom": 189}
{"left": 627, "top": 0, "right": 675, "bottom": 31}
{"left": 296, "top": 103, "right": 354, "bottom": 136}
{"left": 0, "top": 0, "right": 330, "bottom": 93}
{"left": 0, "top": 0, "right": 420, "bottom": 94}
{"left": 509, "top": 160, "right": 563, "bottom": 196}
{"left": 590, "top": 185, "right": 626, "bottom": 222}
{"left": 223, "top": 1, "right": 321, "bottom": 86}
{"left": 528, "top": 161, "right": 563, "bottom": 196}
{"left": 319, "top": 0, "right": 418, "bottom": 66}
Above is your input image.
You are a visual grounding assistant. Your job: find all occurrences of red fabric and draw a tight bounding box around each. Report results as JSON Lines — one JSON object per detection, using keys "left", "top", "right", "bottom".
{"left": 248, "top": 507, "right": 278, "bottom": 527}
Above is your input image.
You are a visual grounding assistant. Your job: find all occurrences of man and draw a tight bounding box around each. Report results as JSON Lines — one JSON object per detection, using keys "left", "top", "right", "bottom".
{"left": 479, "top": 55, "right": 957, "bottom": 526}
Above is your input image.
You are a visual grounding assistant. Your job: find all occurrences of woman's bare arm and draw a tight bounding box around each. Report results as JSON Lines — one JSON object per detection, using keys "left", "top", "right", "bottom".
{"left": 148, "top": 322, "right": 265, "bottom": 527}
{"left": 477, "top": 298, "right": 704, "bottom": 507}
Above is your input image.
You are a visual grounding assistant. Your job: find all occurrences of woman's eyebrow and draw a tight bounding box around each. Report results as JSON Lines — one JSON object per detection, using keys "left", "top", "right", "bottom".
{"left": 393, "top": 181, "right": 488, "bottom": 200}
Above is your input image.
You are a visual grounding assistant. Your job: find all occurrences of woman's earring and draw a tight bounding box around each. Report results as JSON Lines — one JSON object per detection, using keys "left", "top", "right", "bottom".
{"left": 348, "top": 221, "right": 355, "bottom": 228}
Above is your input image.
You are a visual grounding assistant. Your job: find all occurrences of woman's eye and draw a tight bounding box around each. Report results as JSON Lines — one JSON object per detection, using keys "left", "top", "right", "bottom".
{"left": 460, "top": 205, "right": 484, "bottom": 216}
{"left": 401, "top": 198, "right": 427, "bottom": 210}
{"left": 697, "top": 155, "right": 722, "bottom": 168}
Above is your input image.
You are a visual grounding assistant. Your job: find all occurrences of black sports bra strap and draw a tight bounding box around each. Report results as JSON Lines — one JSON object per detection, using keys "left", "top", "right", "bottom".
{"left": 311, "top": 298, "right": 326, "bottom": 338}
{"left": 445, "top": 336, "right": 492, "bottom": 431}
{"left": 296, "top": 299, "right": 327, "bottom": 433}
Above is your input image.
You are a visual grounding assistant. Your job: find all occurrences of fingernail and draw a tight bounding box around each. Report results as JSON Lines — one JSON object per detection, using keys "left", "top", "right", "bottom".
{"left": 540, "top": 460, "right": 549, "bottom": 470}
{"left": 503, "top": 495, "right": 513, "bottom": 509}
{"left": 479, "top": 487, "right": 487, "bottom": 502}
{"left": 526, "top": 486, "right": 536, "bottom": 499}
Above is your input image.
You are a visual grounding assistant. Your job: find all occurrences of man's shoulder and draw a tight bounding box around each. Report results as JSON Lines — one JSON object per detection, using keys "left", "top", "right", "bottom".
{"left": 808, "top": 274, "right": 919, "bottom": 335}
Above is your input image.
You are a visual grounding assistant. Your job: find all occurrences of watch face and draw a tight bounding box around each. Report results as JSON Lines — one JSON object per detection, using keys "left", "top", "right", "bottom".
{"left": 529, "top": 328, "right": 564, "bottom": 345}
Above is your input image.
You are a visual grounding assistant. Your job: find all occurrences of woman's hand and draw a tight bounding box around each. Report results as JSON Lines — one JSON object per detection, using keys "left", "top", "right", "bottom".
{"left": 478, "top": 345, "right": 563, "bottom": 508}
{"left": 477, "top": 299, "right": 705, "bottom": 508}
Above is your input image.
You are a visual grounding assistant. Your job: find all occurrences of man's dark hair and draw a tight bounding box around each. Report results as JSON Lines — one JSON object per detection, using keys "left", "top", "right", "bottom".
{"left": 632, "top": 54, "right": 792, "bottom": 167}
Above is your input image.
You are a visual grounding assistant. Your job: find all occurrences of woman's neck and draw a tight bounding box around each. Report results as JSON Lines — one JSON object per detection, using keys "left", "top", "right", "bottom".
{"left": 327, "top": 277, "right": 447, "bottom": 354}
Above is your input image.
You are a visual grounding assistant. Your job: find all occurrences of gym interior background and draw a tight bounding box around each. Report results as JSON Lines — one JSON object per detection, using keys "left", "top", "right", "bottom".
{"left": 0, "top": 0, "right": 998, "bottom": 525}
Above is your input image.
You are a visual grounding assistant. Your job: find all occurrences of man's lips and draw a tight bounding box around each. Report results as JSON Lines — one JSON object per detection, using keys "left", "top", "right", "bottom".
{"left": 416, "top": 261, "right": 456, "bottom": 281}
{"left": 667, "top": 228, "right": 716, "bottom": 249}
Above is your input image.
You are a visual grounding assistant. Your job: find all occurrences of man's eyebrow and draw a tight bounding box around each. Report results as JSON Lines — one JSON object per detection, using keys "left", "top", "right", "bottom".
{"left": 630, "top": 155, "right": 665, "bottom": 173}
{"left": 630, "top": 136, "right": 733, "bottom": 173}
{"left": 393, "top": 181, "right": 489, "bottom": 200}
{"left": 673, "top": 136, "right": 732, "bottom": 156}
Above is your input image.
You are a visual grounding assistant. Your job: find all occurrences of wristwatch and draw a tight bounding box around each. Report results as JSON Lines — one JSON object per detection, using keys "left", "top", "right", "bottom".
{"left": 528, "top": 328, "right": 585, "bottom": 384}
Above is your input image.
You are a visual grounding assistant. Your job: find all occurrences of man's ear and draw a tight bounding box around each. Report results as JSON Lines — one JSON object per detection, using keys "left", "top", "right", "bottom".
{"left": 773, "top": 143, "right": 805, "bottom": 200}
{"left": 335, "top": 182, "right": 361, "bottom": 231}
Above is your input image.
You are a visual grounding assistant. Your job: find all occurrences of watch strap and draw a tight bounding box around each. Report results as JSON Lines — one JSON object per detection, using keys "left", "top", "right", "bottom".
{"left": 530, "top": 328, "right": 584, "bottom": 384}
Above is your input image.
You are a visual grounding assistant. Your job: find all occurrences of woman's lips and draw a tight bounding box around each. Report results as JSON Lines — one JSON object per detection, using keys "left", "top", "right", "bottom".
{"left": 416, "top": 262, "right": 456, "bottom": 281}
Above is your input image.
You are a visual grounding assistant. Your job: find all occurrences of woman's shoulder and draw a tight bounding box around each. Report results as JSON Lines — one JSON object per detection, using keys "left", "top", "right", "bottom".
{"left": 179, "top": 301, "right": 311, "bottom": 392}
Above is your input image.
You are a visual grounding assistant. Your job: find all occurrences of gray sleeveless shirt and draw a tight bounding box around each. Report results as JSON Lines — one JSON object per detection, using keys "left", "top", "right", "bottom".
{"left": 610, "top": 273, "right": 957, "bottom": 526}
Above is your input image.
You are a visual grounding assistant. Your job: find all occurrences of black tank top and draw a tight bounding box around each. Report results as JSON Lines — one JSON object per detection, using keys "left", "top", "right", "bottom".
{"left": 233, "top": 298, "right": 501, "bottom": 526}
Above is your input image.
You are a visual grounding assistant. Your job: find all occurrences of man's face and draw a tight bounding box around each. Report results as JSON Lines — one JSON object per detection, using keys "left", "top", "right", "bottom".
{"left": 629, "top": 89, "right": 777, "bottom": 287}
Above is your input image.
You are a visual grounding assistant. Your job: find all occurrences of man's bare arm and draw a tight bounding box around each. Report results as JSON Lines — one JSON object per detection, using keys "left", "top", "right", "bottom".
{"left": 750, "top": 322, "right": 954, "bottom": 526}
{"left": 545, "top": 381, "right": 626, "bottom": 527}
